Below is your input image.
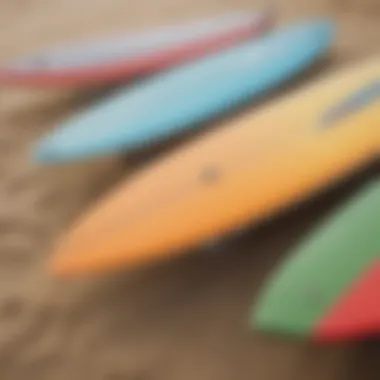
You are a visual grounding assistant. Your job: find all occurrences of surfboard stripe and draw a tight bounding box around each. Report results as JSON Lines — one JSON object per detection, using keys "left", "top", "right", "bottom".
{"left": 315, "top": 261, "right": 380, "bottom": 341}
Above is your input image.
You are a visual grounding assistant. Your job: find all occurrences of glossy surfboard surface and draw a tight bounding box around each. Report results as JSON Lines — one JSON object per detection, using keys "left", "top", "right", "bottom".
{"left": 252, "top": 179, "right": 380, "bottom": 342}
{"left": 49, "top": 55, "right": 379, "bottom": 278}
{"left": 34, "top": 19, "right": 334, "bottom": 164}
{"left": 0, "top": 11, "right": 271, "bottom": 87}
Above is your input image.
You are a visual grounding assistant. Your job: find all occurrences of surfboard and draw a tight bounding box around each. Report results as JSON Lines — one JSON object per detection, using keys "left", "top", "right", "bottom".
{"left": 33, "top": 19, "right": 334, "bottom": 164}
{"left": 0, "top": 11, "right": 271, "bottom": 87}
{"left": 252, "top": 179, "right": 380, "bottom": 342}
{"left": 49, "top": 55, "right": 379, "bottom": 278}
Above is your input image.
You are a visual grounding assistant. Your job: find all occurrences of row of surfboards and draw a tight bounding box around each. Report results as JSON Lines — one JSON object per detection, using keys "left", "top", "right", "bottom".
{"left": 3, "top": 10, "right": 379, "bottom": 343}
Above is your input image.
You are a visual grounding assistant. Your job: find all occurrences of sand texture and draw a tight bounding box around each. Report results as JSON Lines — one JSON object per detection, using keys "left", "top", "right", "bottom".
{"left": 0, "top": 0, "right": 379, "bottom": 379}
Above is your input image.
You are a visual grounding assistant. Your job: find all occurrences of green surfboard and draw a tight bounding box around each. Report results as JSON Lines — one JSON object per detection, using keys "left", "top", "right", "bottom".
{"left": 251, "top": 178, "right": 380, "bottom": 342}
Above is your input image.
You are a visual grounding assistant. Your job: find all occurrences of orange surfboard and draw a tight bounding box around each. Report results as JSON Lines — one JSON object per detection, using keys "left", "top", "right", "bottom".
{"left": 50, "top": 55, "right": 379, "bottom": 277}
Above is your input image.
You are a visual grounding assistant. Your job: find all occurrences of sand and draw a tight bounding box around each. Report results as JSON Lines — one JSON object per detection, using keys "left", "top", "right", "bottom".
{"left": 0, "top": 0, "right": 379, "bottom": 379}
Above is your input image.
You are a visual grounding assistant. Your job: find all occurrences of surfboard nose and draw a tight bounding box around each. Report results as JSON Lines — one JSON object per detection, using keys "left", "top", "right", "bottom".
{"left": 34, "top": 140, "right": 65, "bottom": 164}
{"left": 252, "top": 290, "right": 318, "bottom": 339}
{"left": 49, "top": 232, "right": 134, "bottom": 277}
{"left": 33, "top": 129, "right": 109, "bottom": 164}
{"left": 282, "top": 18, "right": 335, "bottom": 60}
{"left": 50, "top": 245, "right": 105, "bottom": 277}
{"left": 314, "top": 20, "right": 336, "bottom": 56}
{"left": 303, "top": 19, "right": 335, "bottom": 42}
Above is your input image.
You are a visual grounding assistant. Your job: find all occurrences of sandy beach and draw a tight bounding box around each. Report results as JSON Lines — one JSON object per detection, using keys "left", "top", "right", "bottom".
{"left": 0, "top": 0, "right": 379, "bottom": 379}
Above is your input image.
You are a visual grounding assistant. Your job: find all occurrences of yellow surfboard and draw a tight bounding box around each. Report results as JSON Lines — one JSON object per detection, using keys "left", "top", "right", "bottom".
{"left": 50, "top": 55, "right": 379, "bottom": 277}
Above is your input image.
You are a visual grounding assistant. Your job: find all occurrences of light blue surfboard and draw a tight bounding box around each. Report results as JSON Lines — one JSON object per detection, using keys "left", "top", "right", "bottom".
{"left": 34, "top": 19, "right": 335, "bottom": 164}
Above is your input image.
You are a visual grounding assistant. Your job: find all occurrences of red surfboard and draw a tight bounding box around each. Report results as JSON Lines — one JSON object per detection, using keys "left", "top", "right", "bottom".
{"left": 0, "top": 11, "right": 272, "bottom": 87}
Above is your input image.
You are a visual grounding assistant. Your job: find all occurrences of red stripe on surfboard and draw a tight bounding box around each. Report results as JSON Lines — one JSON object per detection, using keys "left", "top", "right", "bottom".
{"left": 315, "top": 260, "right": 380, "bottom": 342}
{"left": 0, "top": 16, "right": 272, "bottom": 87}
